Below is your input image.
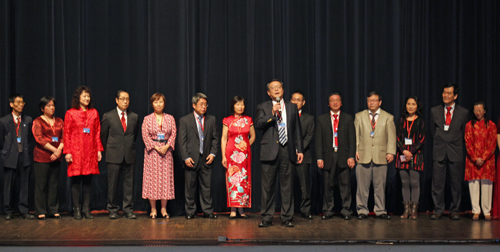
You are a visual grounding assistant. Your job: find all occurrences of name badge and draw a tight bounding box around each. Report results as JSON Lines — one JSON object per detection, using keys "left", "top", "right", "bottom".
{"left": 52, "top": 136, "right": 59, "bottom": 142}
{"left": 444, "top": 125, "right": 449, "bottom": 131}
{"left": 157, "top": 133, "right": 165, "bottom": 140}
{"left": 333, "top": 132, "right": 338, "bottom": 137}
{"left": 278, "top": 122, "right": 286, "bottom": 128}
{"left": 17, "top": 137, "right": 22, "bottom": 143}
{"left": 400, "top": 155, "right": 406, "bottom": 162}
{"left": 405, "top": 138, "right": 412, "bottom": 145}
{"left": 83, "top": 128, "right": 90, "bottom": 133}
{"left": 370, "top": 131, "right": 374, "bottom": 138}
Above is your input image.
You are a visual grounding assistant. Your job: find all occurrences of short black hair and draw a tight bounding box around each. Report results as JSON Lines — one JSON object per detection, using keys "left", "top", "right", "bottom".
{"left": 367, "top": 91, "right": 382, "bottom": 101}
{"left": 471, "top": 100, "right": 489, "bottom": 128}
{"left": 291, "top": 90, "right": 305, "bottom": 100}
{"left": 266, "top": 79, "right": 284, "bottom": 90}
{"left": 230, "top": 96, "right": 245, "bottom": 114}
{"left": 115, "top": 90, "right": 129, "bottom": 99}
{"left": 71, "top": 86, "right": 93, "bottom": 109}
{"left": 443, "top": 83, "right": 459, "bottom": 95}
{"left": 9, "top": 94, "right": 23, "bottom": 104}
{"left": 327, "top": 92, "right": 342, "bottom": 103}
{"left": 39, "top": 96, "right": 56, "bottom": 114}
{"left": 401, "top": 95, "right": 423, "bottom": 118}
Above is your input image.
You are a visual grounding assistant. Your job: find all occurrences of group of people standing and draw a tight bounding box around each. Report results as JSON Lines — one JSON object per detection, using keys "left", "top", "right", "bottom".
{"left": 1, "top": 81, "right": 499, "bottom": 228}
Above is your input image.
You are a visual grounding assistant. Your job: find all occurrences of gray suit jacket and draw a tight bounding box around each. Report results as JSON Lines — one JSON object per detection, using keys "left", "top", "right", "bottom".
{"left": 0, "top": 113, "right": 33, "bottom": 168}
{"left": 299, "top": 112, "right": 314, "bottom": 164}
{"left": 355, "top": 109, "right": 396, "bottom": 165}
{"left": 430, "top": 104, "right": 469, "bottom": 162}
{"left": 100, "top": 108, "right": 139, "bottom": 164}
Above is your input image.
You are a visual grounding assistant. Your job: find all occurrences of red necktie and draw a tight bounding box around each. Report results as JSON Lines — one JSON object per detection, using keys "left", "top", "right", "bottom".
{"left": 121, "top": 112, "right": 126, "bottom": 132}
{"left": 445, "top": 107, "right": 452, "bottom": 126}
{"left": 299, "top": 112, "right": 301, "bottom": 117}
{"left": 333, "top": 114, "right": 338, "bottom": 147}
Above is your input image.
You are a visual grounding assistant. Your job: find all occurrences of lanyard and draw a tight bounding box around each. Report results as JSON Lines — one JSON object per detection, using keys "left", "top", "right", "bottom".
{"left": 195, "top": 112, "right": 205, "bottom": 131}
{"left": 12, "top": 113, "right": 20, "bottom": 137}
{"left": 406, "top": 117, "right": 417, "bottom": 138}
{"left": 369, "top": 113, "right": 377, "bottom": 131}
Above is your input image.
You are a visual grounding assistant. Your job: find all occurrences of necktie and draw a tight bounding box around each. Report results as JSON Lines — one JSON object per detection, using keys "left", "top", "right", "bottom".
{"left": 15, "top": 117, "right": 20, "bottom": 136}
{"left": 278, "top": 104, "right": 287, "bottom": 145}
{"left": 445, "top": 107, "right": 452, "bottom": 126}
{"left": 299, "top": 112, "right": 301, "bottom": 117}
{"left": 121, "top": 112, "right": 126, "bottom": 132}
{"left": 198, "top": 115, "right": 204, "bottom": 154}
{"left": 333, "top": 114, "right": 338, "bottom": 147}
{"left": 371, "top": 113, "right": 377, "bottom": 130}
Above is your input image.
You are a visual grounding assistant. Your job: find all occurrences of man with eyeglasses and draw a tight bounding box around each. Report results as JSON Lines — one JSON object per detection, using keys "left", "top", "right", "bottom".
{"left": 178, "top": 93, "right": 219, "bottom": 219}
{"left": 100, "top": 90, "right": 139, "bottom": 219}
{"left": 354, "top": 91, "right": 396, "bottom": 220}
{"left": 0, "top": 94, "right": 34, "bottom": 220}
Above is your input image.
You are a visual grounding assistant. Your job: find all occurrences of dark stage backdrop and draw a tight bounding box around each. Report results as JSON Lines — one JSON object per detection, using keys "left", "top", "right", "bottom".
{"left": 1, "top": 0, "right": 499, "bottom": 216}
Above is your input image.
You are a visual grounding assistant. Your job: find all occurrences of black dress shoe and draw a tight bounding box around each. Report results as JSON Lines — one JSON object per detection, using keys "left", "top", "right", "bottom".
{"left": 430, "top": 214, "right": 442, "bottom": 220}
{"left": 22, "top": 213, "right": 35, "bottom": 220}
{"left": 282, "top": 220, "right": 294, "bottom": 227}
{"left": 450, "top": 212, "right": 461, "bottom": 220}
{"left": 49, "top": 214, "right": 62, "bottom": 219}
{"left": 239, "top": 214, "right": 249, "bottom": 219}
{"left": 109, "top": 212, "right": 119, "bottom": 219}
{"left": 124, "top": 212, "right": 137, "bottom": 219}
{"left": 357, "top": 214, "right": 367, "bottom": 220}
{"left": 258, "top": 221, "right": 272, "bottom": 227}
{"left": 377, "top": 214, "right": 391, "bottom": 220}
{"left": 321, "top": 214, "right": 333, "bottom": 220}
{"left": 203, "top": 213, "right": 218, "bottom": 219}
{"left": 343, "top": 215, "right": 352, "bottom": 220}
{"left": 302, "top": 213, "right": 313, "bottom": 219}
{"left": 185, "top": 214, "right": 195, "bottom": 220}
{"left": 5, "top": 213, "right": 13, "bottom": 220}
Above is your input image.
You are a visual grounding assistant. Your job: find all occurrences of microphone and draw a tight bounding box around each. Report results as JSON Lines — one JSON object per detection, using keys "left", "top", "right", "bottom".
{"left": 275, "top": 97, "right": 282, "bottom": 118}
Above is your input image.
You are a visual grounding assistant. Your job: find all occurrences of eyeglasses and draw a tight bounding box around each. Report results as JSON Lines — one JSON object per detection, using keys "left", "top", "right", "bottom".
{"left": 13, "top": 101, "right": 25, "bottom": 105}
{"left": 197, "top": 103, "right": 208, "bottom": 108}
{"left": 367, "top": 99, "right": 379, "bottom": 103}
{"left": 118, "top": 98, "right": 130, "bottom": 101}
{"left": 290, "top": 99, "right": 303, "bottom": 103}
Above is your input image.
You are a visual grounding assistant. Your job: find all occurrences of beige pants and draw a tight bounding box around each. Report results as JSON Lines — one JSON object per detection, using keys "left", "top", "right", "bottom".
{"left": 468, "top": 179, "right": 493, "bottom": 215}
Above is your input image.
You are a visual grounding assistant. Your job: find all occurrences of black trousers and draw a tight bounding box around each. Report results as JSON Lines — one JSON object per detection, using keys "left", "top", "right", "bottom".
{"left": 322, "top": 152, "right": 352, "bottom": 216}
{"left": 3, "top": 154, "right": 31, "bottom": 214}
{"left": 71, "top": 175, "right": 92, "bottom": 208}
{"left": 293, "top": 163, "right": 311, "bottom": 215}
{"left": 34, "top": 161, "right": 60, "bottom": 215}
{"left": 260, "top": 144, "right": 294, "bottom": 223}
{"left": 184, "top": 155, "right": 213, "bottom": 215}
{"left": 107, "top": 162, "right": 134, "bottom": 214}
{"left": 432, "top": 158, "right": 463, "bottom": 214}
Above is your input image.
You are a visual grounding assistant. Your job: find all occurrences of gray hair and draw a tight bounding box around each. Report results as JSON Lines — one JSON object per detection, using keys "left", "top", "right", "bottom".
{"left": 192, "top": 93, "right": 208, "bottom": 104}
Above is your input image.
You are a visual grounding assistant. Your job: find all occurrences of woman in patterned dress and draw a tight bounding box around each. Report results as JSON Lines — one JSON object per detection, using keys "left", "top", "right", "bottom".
{"left": 465, "top": 100, "right": 496, "bottom": 221}
{"left": 221, "top": 96, "right": 256, "bottom": 218}
{"left": 142, "top": 93, "right": 176, "bottom": 218}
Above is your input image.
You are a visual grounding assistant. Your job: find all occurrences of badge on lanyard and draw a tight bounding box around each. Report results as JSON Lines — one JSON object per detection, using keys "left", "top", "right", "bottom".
{"left": 334, "top": 132, "right": 338, "bottom": 137}
{"left": 52, "top": 136, "right": 59, "bottom": 142}
{"left": 370, "top": 131, "right": 375, "bottom": 138}
{"left": 17, "top": 137, "right": 22, "bottom": 143}
{"left": 157, "top": 133, "right": 165, "bottom": 140}
{"left": 279, "top": 122, "right": 286, "bottom": 128}
{"left": 405, "top": 138, "right": 412, "bottom": 145}
{"left": 444, "top": 125, "right": 449, "bottom": 131}
{"left": 83, "top": 128, "right": 90, "bottom": 133}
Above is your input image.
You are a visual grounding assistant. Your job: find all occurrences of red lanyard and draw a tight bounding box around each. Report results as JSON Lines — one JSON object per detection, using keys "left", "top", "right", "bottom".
{"left": 406, "top": 117, "right": 417, "bottom": 138}
{"left": 195, "top": 112, "right": 204, "bottom": 131}
{"left": 369, "top": 113, "right": 377, "bottom": 131}
{"left": 12, "top": 113, "right": 20, "bottom": 137}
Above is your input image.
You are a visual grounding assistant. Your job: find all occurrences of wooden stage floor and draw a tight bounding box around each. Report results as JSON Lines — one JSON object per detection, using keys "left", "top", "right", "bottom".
{"left": 1, "top": 212, "right": 500, "bottom": 246}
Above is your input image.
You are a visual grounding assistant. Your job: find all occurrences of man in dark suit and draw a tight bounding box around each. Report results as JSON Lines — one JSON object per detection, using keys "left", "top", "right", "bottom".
{"left": 255, "top": 79, "right": 304, "bottom": 228}
{"left": 101, "top": 90, "right": 139, "bottom": 219}
{"left": 178, "top": 93, "right": 219, "bottom": 219}
{"left": 0, "top": 94, "right": 34, "bottom": 220}
{"left": 430, "top": 83, "right": 469, "bottom": 220}
{"left": 315, "top": 92, "right": 356, "bottom": 220}
{"left": 290, "top": 91, "right": 314, "bottom": 219}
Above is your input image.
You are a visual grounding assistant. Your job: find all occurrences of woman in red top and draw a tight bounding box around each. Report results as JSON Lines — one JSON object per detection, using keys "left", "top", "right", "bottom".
{"left": 63, "top": 86, "right": 103, "bottom": 220}
{"left": 221, "top": 96, "right": 255, "bottom": 218}
{"left": 32, "top": 96, "right": 64, "bottom": 219}
{"left": 464, "top": 101, "right": 497, "bottom": 221}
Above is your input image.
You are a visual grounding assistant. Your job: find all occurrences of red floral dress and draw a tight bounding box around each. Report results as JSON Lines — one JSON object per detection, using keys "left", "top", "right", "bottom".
{"left": 63, "top": 108, "right": 103, "bottom": 177}
{"left": 464, "top": 119, "right": 497, "bottom": 181}
{"left": 223, "top": 115, "right": 252, "bottom": 208}
{"left": 491, "top": 118, "right": 500, "bottom": 219}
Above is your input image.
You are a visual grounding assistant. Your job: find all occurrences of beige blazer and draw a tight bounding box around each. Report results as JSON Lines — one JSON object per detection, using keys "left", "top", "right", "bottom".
{"left": 354, "top": 109, "right": 396, "bottom": 165}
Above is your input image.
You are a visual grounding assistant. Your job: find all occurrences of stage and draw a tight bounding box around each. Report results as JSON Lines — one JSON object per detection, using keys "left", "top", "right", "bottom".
{"left": 1, "top": 212, "right": 499, "bottom": 247}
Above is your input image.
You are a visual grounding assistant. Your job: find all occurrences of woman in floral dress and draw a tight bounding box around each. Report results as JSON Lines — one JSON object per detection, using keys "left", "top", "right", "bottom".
{"left": 221, "top": 96, "right": 256, "bottom": 218}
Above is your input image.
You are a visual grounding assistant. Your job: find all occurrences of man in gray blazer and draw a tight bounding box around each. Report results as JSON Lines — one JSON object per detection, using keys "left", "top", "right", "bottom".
{"left": 354, "top": 91, "right": 396, "bottom": 220}
{"left": 101, "top": 90, "right": 139, "bottom": 219}
{"left": 290, "top": 91, "right": 314, "bottom": 219}
{"left": 178, "top": 93, "right": 219, "bottom": 220}
{"left": 429, "top": 83, "right": 469, "bottom": 220}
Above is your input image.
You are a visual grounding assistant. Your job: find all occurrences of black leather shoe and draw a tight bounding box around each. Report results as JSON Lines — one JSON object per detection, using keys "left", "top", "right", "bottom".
{"left": 22, "top": 213, "right": 35, "bottom": 220}
{"left": 5, "top": 213, "right": 13, "bottom": 220}
{"left": 124, "top": 212, "right": 137, "bottom": 219}
{"left": 430, "top": 214, "right": 442, "bottom": 220}
{"left": 203, "top": 213, "right": 218, "bottom": 219}
{"left": 239, "top": 214, "right": 249, "bottom": 219}
{"left": 377, "top": 214, "right": 391, "bottom": 220}
{"left": 258, "top": 221, "right": 272, "bottom": 228}
{"left": 109, "top": 212, "right": 119, "bottom": 219}
{"left": 302, "top": 213, "right": 313, "bottom": 219}
{"left": 357, "top": 214, "right": 367, "bottom": 220}
{"left": 49, "top": 214, "right": 62, "bottom": 219}
{"left": 343, "top": 215, "right": 352, "bottom": 220}
{"left": 451, "top": 212, "right": 461, "bottom": 220}
{"left": 321, "top": 214, "right": 333, "bottom": 220}
{"left": 185, "top": 214, "right": 195, "bottom": 220}
{"left": 282, "top": 220, "right": 294, "bottom": 227}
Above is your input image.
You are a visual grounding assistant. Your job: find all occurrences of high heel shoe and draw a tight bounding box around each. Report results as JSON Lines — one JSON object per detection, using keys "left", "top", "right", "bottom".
{"left": 73, "top": 207, "right": 82, "bottom": 220}
{"left": 82, "top": 207, "right": 94, "bottom": 219}
{"left": 150, "top": 210, "right": 157, "bottom": 219}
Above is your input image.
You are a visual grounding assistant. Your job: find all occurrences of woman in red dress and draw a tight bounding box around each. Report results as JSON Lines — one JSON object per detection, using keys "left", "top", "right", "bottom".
{"left": 464, "top": 101, "right": 496, "bottom": 221}
{"left": 63, "top": 86, "right": 103, "bottom": 220}
{"left": 221, "top": 96, "right": 256, "bottom": 218}
{"left": 493, "top": 116, "right": 500, "bottom": 219}
{"left": 32, "top": 96, "right": 64, "bottom": 219}
{"left": 142, "top": 93, "right": 176, "bottom": 218}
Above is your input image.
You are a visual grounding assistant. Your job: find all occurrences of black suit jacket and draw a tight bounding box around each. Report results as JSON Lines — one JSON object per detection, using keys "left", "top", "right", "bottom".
{"left": 299, "top": 112, "right": 314, "bottom": 164}
{"left": 255, "top": 100, "right": 303, "bottom": 163}
{"left": 178, "top": 112, "right": 219, "bottom": 169}
{"left": 430, "top": 104, "right": 469, "bottom": 162}
{"left": 0, "top": 113, "right": 33, "bottom": 168}
{"left": 100, "top": 108, "right": 139, "bottom": 164}
{"left": 315, "top": 112, "right": 356, "bottom": 170}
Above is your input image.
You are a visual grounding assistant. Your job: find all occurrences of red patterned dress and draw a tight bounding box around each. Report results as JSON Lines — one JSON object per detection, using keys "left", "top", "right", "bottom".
{"left": 141, "top": 113, "right": 176, "bottom": 200}
{"left": 63, "top": 108, "right": 103, "bottom": 177}
{"left": 223, "top": 115, "right": 252, "bottom": 208}
{"left": 464, "top": 119, "right": 496, "bottom": 182}
{"left": 493, "top": 118, "right": 500, "bottom": 219}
